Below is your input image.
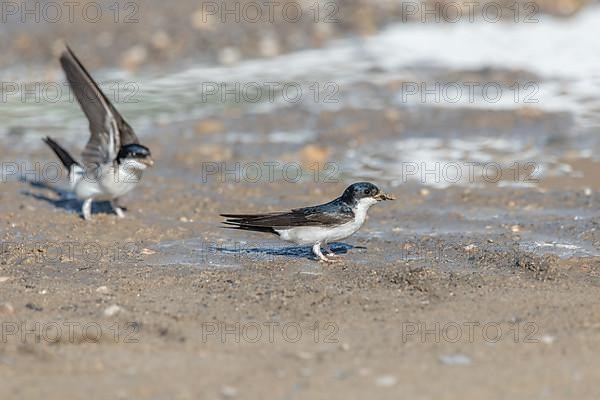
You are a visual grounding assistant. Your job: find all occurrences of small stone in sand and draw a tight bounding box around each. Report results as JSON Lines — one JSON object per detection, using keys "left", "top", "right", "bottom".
{"left": 104, "top": 304, "right": 123, "bottom": 317}
{"left": 221, "top": 386, "right": 238, "bottom": 398}
{"left": 439, "top": 354, "right": 472, "bottom": 366}
{"left": 296, "top": 351, "right": 314, "bottom": 360}
{"left": 464, "top": 244, "right": 477, "bottom": 252}
{"left": 218, "top": 47, "right": 241, "bottom": 66}
{"left": 0, "top": 277, "right": 9, "bottom": 283}
{"left": 96, "top": 286, "right": 109, "bottom": 294}
{"left": 375, "top": 375, "right": 397, "bottom": 387}
{"left": 196, "top": 119, "right": 224, "bottom": 135}
{"left": 122, "top": 45, "right": 148, "bottom": 71}
{"left": 300, "top": 145, "right": 329, "bottom": 164}
{"left": 0, "top": 302, "right": 14, "bottom": 315}
{"left": 25, "top": 303, "right": 43, "bottom": 312}
{"left": 540, "top": 334, "right": 556, "bottom": 345}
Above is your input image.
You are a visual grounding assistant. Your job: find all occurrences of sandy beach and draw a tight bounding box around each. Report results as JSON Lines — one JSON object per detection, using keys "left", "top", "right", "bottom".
{"left": 1, "top": 1, "right": 600, "bottom": 399}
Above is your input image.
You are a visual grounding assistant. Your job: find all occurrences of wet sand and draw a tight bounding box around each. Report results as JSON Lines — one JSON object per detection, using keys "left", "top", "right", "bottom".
{"left": 1, "top": 104, "right": 599, "bottom": 398}
{"left": 2, "top": 2, "right": 600, "bottom": 398}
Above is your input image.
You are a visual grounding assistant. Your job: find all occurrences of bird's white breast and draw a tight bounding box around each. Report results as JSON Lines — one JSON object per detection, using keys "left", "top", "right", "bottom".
{"left": 73, "top": 162, "right": 143, "bottom": 200}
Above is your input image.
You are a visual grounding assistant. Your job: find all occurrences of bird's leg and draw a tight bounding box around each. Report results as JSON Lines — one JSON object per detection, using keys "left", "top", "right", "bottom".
{"left": 312, "top": 243, "right": 339, "bottom": 263}
{"left": 111, "top": 201, "right": 126, "bottom": 218}
{"left": 82, "top": 198, "right": 93, "bottom": 221}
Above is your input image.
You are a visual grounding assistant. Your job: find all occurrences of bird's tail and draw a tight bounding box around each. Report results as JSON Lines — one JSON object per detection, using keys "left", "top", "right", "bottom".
{"left": 43, "top": 137, "right": 80, "bottom": 172}
{"left": 220, "top": 214, "right": 278, "bottom": 235}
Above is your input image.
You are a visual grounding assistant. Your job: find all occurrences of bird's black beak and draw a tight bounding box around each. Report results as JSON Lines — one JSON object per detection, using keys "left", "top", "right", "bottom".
{"left": 375, "top": 192, "right": 395, "bottom": 201}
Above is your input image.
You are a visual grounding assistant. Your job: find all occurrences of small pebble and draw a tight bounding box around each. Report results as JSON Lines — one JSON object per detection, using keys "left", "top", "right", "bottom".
{"left": 221, "top": 386, "right": 238, "bottom": 398}
{"left": 419, "top": 188, "right": 430, "bottom": 197}
{"left": 295, "top": 351, "right": 314, "bottom": 360}
{"left": 96, "top": 286, "right": 109, "bottom": 294}
{"left": 375, "top": 375, "right": 397, "bottom": 387}
{"left": 151, "top": 30, "right": 171, "bottom": 50}
{"left": 0, "top": 302, "right": 15, "bottom": 315}
{"left": 0, "top": 277, "right": 9, "bottom": 283}
{"left": 511, "top": 225, "right": 521, "bottom": 233}
{"left": 540, "top": 334, "right": 556, "bottom": 345}
{"left": 335, "top": 369, "right": 350, "bottom": 380}
{"left": 439, "top": 354, "right": 472, "bottom": 366}
{"left": 122, "top": 45, "right": 148, "bottom": 71}
{"left": 584, "top": 188, "right": 592, "bottom": 196}
{"left": 191, "top": 9, "right": 215, "bottom": 31}
{"left": 259, "top": 34, "right": 280, "bottom": 57}
{"left": 218, "top": 47, "right": 241, "bottom": 66}
{"left": 104, "top": 304, "right": 123, "bottom": 317}
{"left": 464, "top": 244, "right": 477, "bottom": 252}
{"left": 25, "top": 303, "right": 43, "bottom": 311}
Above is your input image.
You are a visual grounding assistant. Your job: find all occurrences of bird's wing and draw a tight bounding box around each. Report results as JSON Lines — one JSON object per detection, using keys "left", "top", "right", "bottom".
{"left": 221, "top": 200, "right": 355, "bottom": 229}
{"left": 60, "top": 46, "right": 138, "bottom": 166}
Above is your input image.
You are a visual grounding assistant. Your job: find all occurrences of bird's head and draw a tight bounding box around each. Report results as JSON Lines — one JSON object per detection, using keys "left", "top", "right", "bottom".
{"left": 341, "top": 182, "right": 394, "bottom": 208}
{"left": 117, "top": 144, "right": 154, "bottom": 170}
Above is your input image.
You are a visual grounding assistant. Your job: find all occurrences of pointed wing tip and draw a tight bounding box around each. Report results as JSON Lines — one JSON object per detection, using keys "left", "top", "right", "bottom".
{"left": 63, "top": 43, "right": 76, "bottom": 55}
{"left": 59, "top": 44, "right": 73, "bottom": 59}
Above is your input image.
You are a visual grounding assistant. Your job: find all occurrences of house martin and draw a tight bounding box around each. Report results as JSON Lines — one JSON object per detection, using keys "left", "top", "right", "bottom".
{"left": 43, "top": 45, "right": 154, "bottom": 220}
{"left": 221, "top": 182, "right": 394, "bottom": 262}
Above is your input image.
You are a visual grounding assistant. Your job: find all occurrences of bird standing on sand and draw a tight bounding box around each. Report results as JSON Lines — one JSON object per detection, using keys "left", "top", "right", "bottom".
{"left": 43, "top": 46, "right": 154, "bottom": 220}
{"left": 221, "top": 182, "right": 394, "bottom": 262}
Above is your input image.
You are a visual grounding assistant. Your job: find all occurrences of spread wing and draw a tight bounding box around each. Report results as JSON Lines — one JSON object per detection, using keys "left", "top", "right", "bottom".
{"left": 221, "top": 199, "right": 355, "bottom": 230}
{"left": 60, "top": 45, "right": 138, "bottom": 166}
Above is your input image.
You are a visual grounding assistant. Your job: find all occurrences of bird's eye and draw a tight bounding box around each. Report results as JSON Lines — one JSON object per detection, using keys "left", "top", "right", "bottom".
{"left": 363, "top": 189, "right": 370, "bottom": 195}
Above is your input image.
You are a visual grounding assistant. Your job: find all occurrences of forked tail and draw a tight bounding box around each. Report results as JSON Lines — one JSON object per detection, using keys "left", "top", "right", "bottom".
{"left": 43, "top": 137, "right": 80, "bottom": 172}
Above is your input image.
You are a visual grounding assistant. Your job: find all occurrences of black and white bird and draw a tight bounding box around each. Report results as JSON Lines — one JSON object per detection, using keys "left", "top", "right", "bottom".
{"left": 43, "top": 46, "right": 154, "bottom": 220}
{"left": 221, "top": 182, "right": 394, "bottom": 262}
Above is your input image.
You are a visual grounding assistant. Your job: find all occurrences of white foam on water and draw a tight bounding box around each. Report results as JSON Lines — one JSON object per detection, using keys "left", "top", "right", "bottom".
{"left": 344, "top": 136, "right": 568, "bottom": 188}
{"left": 3, "top": 7, "right": 600, "bottom": 144}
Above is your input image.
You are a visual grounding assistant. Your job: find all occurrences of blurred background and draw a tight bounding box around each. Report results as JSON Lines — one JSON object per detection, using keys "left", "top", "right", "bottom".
{"left": 1, "top": 0, "right": 599, "bottom": 215}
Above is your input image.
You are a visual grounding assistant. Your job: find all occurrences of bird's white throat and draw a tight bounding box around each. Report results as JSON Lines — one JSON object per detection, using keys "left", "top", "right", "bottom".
{"left": 352, "top": 197, "right": 378, "bottom": 223}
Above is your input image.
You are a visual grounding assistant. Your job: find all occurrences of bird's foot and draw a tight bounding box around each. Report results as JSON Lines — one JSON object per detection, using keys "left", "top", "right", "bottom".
{"left": 112, "top": 202, "right": 126, "bottom": 218}
{"left": 114, "top": 207, "right": 125, "bottom": 218}
{"left": 323, "top": 245, "right": 343, "bottom": 259}
{"left": 313, "top": 243, "right": 340, "bottom": 263}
